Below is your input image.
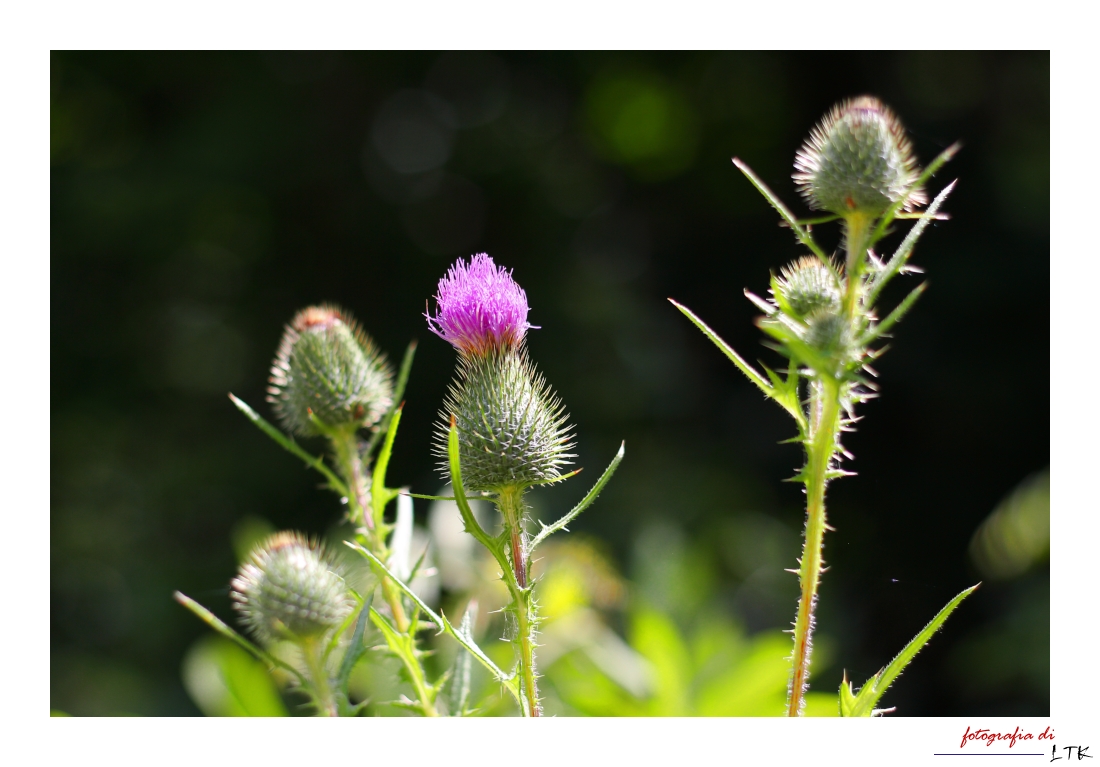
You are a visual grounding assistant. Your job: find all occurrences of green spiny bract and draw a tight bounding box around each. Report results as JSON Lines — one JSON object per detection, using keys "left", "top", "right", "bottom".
{"left": 268, "top": 305, "right": 393, "bottom": 438}
{"left": 436, "top": 348, "right": 574, "bottom": 492}
{"left": 793, "top": 96, "right": 925, "bottom": 217}
{"left": 230, "top": 531, "right": 353, "bottom": 645}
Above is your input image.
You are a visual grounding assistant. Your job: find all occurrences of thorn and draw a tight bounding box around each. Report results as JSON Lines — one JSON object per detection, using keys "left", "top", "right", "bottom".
{"left": 784, "top": 567, "right": 800, "bottom": 574}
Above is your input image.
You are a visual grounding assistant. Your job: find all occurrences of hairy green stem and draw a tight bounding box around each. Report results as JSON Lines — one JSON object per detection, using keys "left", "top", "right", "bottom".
{"left": 498, "top": 485, "right": 540, "bottom": 717}
{"left": 788, "top": 378, "right": 841, "bottom": 716}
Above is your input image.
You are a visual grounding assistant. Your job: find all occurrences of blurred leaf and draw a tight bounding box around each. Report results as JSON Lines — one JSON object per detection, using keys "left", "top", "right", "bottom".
{"left": 182, "top": 635, "right": 288, "bottom": 717}
{"left": 629, "top": 607, "right": 692, "bottom": 715}
{"left": 970, "top": 470, "right": 1049, "bottom": 580}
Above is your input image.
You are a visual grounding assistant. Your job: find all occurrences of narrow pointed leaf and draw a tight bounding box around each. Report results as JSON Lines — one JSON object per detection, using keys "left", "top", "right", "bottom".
{"left": 732, "top": 158, "right": 828, "bottom": 261}
{"left": 174, "top": 591, "right": 306, "bottom": 686}
{"left": 869, "top": 142, "right": 960, "bottom": 247}
{"left": 530, "top": 442, "right": 624, "bottom": 550}
{"left": 229, "top": 394, "right": 348, "bottom": 495}
{"left": 866, "top": 181, "right": 956, "bottom": 308}
{"left": 346, "top": 541, "right": 518, "bottom": 700}
{"left": 670, "top": 300, "right": 776, "bottom": 400}
{"left": 366, "top": 340, "right": 417, "bottom": 457}
{"left": 337, "top": 593, "right": 374, "bottom": 688}
{"left": 862, "top": 282, "right": 928, "bottom": 345}
{"left": 846, "top": 584, "right": 978, "bottom": 716}
{"left": 370, "top": 404, "right": 404, "bottom": 527}
{"left": 446, "top": 418, "right": 496, "bottom": 552}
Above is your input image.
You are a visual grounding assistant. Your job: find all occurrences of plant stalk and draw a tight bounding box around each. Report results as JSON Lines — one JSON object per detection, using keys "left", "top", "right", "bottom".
{"left": 787, "top": 378, "right": 842, "bottom": 716}
{"left": 303, "top": 637, "right": 338, "bottom": 717}
{"left": 331, "top": 429, "right": 436, "bottom": 714}
{"left": 498, "top": 485, "right": 540, "bottom": 717}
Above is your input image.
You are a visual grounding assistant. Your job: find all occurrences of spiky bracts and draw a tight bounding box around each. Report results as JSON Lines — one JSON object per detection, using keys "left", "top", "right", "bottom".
{"left": 268, "top": 305, "right": 394, "bottom": 438}
{"left": 427, "top": 253, "right": 532, "bottom": 357}
{"left": 793, "top": 96, "right": 925, "bottom": 216}
{"left": 231, "top": 531, "right": 354, "bottom": 645}
{"left": 435, "top": 347, "right": 574, "bottom": 492}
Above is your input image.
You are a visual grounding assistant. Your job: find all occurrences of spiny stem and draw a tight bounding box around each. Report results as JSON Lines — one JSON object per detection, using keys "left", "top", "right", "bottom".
{"left": 498, "top": 485, "right": 540, "bottom": 717}
{"left": 787, "top": 378, "right": 841, "bottom": 716}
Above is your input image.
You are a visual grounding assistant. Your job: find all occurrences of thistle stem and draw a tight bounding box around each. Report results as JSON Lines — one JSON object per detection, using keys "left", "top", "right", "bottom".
{"left": 787, "top": 377, "right": 842, "bottom": 716}
{"left": 331, "top": 429, "right": 437, "bottom": 715}
{"left": 303, "top": 637, "right": 338, "bottom": 717}
{"left": 498, "top": 485, "right": 540, "bottom": 717}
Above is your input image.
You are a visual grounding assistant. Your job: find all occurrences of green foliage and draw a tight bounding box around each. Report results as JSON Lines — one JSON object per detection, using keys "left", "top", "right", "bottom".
{"left": 181, "top": 635, "right": 289, "bottom": 717}
{"left": 840, "top": 585, "right": 979, "bottom": 716}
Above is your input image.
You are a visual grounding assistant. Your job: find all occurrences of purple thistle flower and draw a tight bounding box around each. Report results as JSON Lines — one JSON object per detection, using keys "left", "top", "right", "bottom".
{"left": 427, "top": 253, "right": 533, "bottom": 356}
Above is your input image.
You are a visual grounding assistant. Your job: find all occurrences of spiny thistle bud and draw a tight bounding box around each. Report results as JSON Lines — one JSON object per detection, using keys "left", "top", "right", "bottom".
{"left": 231, "top": 531, "right": 353, "bottom": 645}
{"left": 267, "top": 305, "right": 393, "bottom": 437}
{"left": 428, "top": 254, "right": 573, "bottom": 491}
{"left": 437, "top": 348, "right": 574, "bottom": 491}
{"left": 773, "top": 256, "right": 843, "bottom": 320}
{"left": 426, "top": 253, "right": 532, "bottom": 358}
{"left": 793, "top": 96, "right": 926, "bottom": 216}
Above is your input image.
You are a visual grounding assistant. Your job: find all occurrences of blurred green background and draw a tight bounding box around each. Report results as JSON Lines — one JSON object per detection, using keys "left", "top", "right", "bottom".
{"left": 51, "top": 51, "right": 1049, "bottom": 716}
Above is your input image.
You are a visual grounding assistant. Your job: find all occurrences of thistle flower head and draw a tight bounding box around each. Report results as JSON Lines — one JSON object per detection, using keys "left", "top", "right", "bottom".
{"left": 230, "top": 531, "right": 353, "bottom": 645}
{"left": 267, "top": 304, "right": 393, "bottom": 437}
{"left": 427, "top": 254, "right": 532, "bottom": 357}
{"left": 793, "top": 96, "right": 926, "bottom": 216}
{"left": 773, "top": 256, "right": 843, "bottom": 320}
{"left": 436, "top": 348, "right": 575, "bottom": 492}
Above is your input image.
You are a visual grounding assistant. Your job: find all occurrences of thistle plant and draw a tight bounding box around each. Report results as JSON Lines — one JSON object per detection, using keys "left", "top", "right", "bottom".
{"left": 672, "top": 96, "right": 978, "bottom": 716}
{"left": 383, "top": 253, "right": 623, "bottom": 716}
{"left": 176, "top": 303, "right": 444, "bottom": 716}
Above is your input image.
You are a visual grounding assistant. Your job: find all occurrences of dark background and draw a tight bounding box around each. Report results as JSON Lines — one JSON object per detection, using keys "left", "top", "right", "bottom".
{"left": 51, "top": 51, "right": 1049, "bottom": 716}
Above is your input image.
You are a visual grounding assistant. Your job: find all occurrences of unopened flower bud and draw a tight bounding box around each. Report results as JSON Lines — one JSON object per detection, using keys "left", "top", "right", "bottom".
{"left": 231, "top": 532, "right": 353, "bottom": 644}
{"left": 793, "top": 96, "right": 926, "bottom": 216}
{"left": 773, "top": 256, "right": 843, "bottom": 320}
{"left": 268, "top": 305, "right": 393, "bottom": 437}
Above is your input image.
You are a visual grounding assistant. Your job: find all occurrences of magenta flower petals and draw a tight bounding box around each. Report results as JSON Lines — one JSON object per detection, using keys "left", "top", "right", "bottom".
{"left": 427, "top": 254, "right": 533, "bottom": 356}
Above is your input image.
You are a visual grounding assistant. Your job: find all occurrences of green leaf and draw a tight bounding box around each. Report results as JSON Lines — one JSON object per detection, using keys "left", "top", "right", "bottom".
{"left": 865, "top": 181, "right": 956, "bottom": 309}
{"left": 228, "top": 394, "right": 349, "bottom": 496}
{"left": 670, "top": 299, "right": 776, "bottom": 398}
{"left": 840, "top": 584, "right": 979, "bottom": 716}
{"left": 446, "top": 417, "right": 498, "bottom": 554}
{"left": 369, "top": 404, "right": 404, "bottom": 526}
{"left": 861, "top": 282, "right": 928, "bottom": 345}
{"left": 182, "top": 635, "right": 289, "bottom": 717}
{"left": 529, "top": 442, "right": 625, "bottom": 550}
{"left": 345, "top": 541, "right": 521, "bottom": 705}
{"left": 868, "top": 142, "right": 960, "bottom": 248}
{"left": 337, "top": 594, "right": 374, "bottom": 689}
{"left": 174, "top": 591, "right": 305, "bottom": 686}
{"left": 448, "top": 601, "right": 479, "bottom": 716}
{"left": 365, "top": 340, "right": 417, "bottom": 458}
{"left": 732, "top": 158, "right": 828, "bottom": 262}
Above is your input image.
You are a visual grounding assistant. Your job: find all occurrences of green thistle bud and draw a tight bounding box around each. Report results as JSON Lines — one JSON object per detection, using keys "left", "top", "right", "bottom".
{"left": 773, "top": 256, "right": 843, "bottom": 320}
{"left": 267, "top": 305, "right": 393, "bottom": 437}
{"left": 230, "top": 531, "right": 353, "bottom": 645}
{"left": 436, "top": 348, "right": 574, "bottom": 492}
{"left": 793, "top": 96, "right": 926, "bottom": 216}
